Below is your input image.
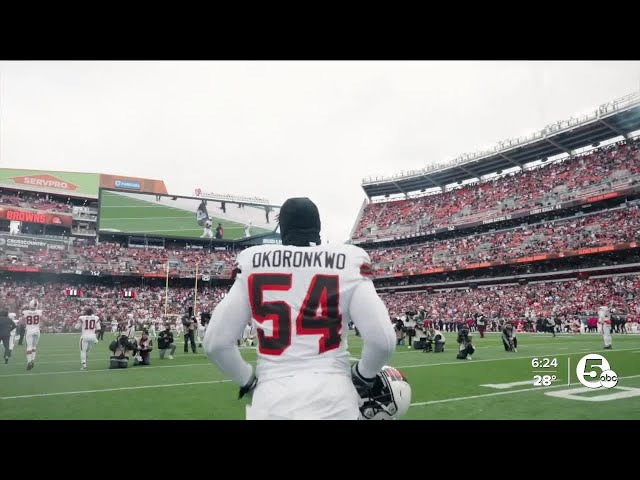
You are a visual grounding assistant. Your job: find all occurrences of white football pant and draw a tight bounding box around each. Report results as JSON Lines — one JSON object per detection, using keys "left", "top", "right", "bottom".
{"left": 245, "top": 373, "right": 360, "bottom": 420}
{"left": 80, "top": 334, "right": 99, "bottom": 365}
{"left": 602, "top": 323, "right": 612, "bottom": 348}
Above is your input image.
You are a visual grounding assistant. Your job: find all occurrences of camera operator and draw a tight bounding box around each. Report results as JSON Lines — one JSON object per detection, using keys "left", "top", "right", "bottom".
{"left": 0, "top": 307, "right": 17, "bottom": 364}
{"left": 109, "top": 334, "right": 137, "bottom": 369}
{"left": 502, "top": 322, "right": 518, "bottom": 352}
{"left": 456, "top": 325, "right": 475, "bottom": 360}
{"left": 181, "top": 307, "right": 197, "bottom": 354}
{"left": 430, "top": 328, "right": 446, "bottom": 352}
{"left": 394, "top": 317, "right": 405, "bottom": 346}
{"left": 133, "top": 329, "right": 153, "bottom": 366}
{"left": 158, "top": 324, "right": 177, "bottom": 359}
{"left": 404, "top": 310, "right": 417, "bottom": 349}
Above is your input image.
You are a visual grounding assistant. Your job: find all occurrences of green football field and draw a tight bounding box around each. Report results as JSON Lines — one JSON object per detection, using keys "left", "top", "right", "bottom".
{"left": 98, "top": 190, "right": 270, "bottom": 240}
{"left": 1, "top": 332, "right": 639, "bottom": 420}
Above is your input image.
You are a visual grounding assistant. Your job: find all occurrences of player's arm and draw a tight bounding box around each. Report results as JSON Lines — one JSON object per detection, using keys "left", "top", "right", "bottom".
{"left": 203, "top": 270, "right": 254, "bottom": 391}
{"left": 349, "top": 278, "right": 396, "bottom": 383}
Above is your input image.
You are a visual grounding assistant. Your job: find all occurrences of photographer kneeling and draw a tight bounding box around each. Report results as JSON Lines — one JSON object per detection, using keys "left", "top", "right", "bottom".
{"left": 456, "top": 325, "right": 475, "bottom": 360}
{"left": 424, "top": 328, "right": 445, "bottom": 352}
{"left": 158, "top": 324, "right": 177, "bottom": 360}
{"left": 109, "top": 334, "right": 137, "bottom": 369}
{"left": 133, "top": 330, "right": 153, "bottom": 366}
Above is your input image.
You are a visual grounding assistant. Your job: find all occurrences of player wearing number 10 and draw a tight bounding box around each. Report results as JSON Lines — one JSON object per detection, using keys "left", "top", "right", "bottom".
{"left": 204, "top": 197, "right": 398, "bottom": 420}
{"left": 77, "top": 307, "right": 100, "bottom": 370}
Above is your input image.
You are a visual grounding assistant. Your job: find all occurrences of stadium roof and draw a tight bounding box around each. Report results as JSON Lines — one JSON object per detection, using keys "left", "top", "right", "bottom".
{"left": 361, "top": 91, "right": 640, "bottom": 199}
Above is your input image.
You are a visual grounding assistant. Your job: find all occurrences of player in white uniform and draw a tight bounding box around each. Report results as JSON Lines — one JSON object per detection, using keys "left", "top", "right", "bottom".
{"left": 598, "top": 306, "right": 612, "bottom": 349}
{"left": 204, "top": 197, "right": 397, "bottom": 420}
{"left": 77, "top": 307, "right": 100, "bottom": 370}
{"left": 196, "top": 320, "right": 206, "bottom": 347}
{"left": 8, "top": 312, "right": 18, "bottom": 357}
{"left": 22, "top": 299, "right": 43, "bottom": 370}
{"left": 201, "top": 219, "right": 213, "bottom": 238}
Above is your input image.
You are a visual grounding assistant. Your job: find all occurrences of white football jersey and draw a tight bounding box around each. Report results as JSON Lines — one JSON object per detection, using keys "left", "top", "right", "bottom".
{"left": 79, "top": 315, "right": 100, "bottom": 336}
{"left": 22, "top": 309, "right": 43, "bottom": 333}
{"left": 197, "top": 209, "right": 208, "bottom": 222}
{"left": 226, "top": 243, "right": 379, "bottom": 381}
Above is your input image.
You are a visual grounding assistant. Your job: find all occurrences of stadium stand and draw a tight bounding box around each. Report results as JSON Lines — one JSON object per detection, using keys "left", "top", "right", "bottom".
{"left": 352, "top": 137, "right": 640, "bottom": 242}
{"left": 1, "top": 274, "right": 638, "bottom": 333}
{"left": 367, "top": 205, "right": 640, "bottom": 276}
{"left": 380, "top": 274, "right": 640, "bottom": 331}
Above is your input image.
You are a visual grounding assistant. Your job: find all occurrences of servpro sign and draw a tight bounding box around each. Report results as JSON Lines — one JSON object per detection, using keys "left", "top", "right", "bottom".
{"left": 10, "top": 174, "right": 79, "bottom": 191}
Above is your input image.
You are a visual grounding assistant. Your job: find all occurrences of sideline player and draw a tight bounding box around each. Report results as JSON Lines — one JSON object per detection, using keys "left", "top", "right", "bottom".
{"left": 204, "top": 197, "right": 397, "bottom": 420}
{"left": 77, "top": 307, "right": 100, "bottom": 370}
{"left": 22, "top": 299, "right": 43, "bottom": 370}
{"left": 598, "top": 305, "right": 612, "bottom": 349}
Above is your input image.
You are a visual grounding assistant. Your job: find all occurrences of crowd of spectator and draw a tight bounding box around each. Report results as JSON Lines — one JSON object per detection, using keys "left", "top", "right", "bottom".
{"left": 2, "top": 206, "right": 639, "bottom": 279}
{"left": 1, "top": 274, "right": 638, "bottom": 334}
{"left": 0, "top": 281, "right": 229, "bottom": 332}
{"left": 0, "top": 241, "right": 237, "bottom": 277}
{"left": 381, "top": 275, "right": 640, "bottom": 328}
{"left": 0, "top": 191, "right": 74, "bottom": 214}
{"left": 353, "top": 137, "right": 640, "bottom": 241}
{"left": 368, "top": 205, "right": 640, "bottom": 276}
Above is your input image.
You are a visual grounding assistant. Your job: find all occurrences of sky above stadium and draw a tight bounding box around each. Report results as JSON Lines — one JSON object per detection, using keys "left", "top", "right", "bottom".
{"left": 1, "top": 61, "right": 639, "bottom": 244}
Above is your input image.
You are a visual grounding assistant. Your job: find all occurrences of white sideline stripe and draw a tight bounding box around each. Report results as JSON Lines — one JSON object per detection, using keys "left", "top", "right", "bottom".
{"left": 409, "top": 374, "right": 640, "bottom": 407}
{"left": 0, "top": 362, "right": 219, "bottom": 378}
{"left": 395, "top": 347, "right": 640, "bottom": 370}
{"left": 0, "top": 380, "right": 232, "bottom": 400}
{"left": 4, "top": 347, "right": 640, "bottom": 378}
{"left": 5, "top": 373, "right": 640, "bottom": 403}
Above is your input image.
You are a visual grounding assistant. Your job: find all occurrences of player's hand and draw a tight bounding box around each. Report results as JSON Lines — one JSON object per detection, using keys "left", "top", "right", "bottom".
{"left": 239, "top": 374, "right": 258, "bottom": 400}
{"left": 351, "top": 362, "right": 377, "bottom": 397}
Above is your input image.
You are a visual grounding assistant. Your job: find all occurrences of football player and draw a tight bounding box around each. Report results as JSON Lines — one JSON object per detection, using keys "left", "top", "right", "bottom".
{"left": 201, "top": 219, "right": 213, "bottom": 238}
{"left": 22, "top": 299, "right": 43, "bottom": 370}
{"left": 598, "top": 306, "right": 612, "bottom": 349}
{"left": 77, "top": 307, "right": 100, "bottom": 370}
{"left": 204, "top": 197, "right": 397, "bottom": 420}
{"left": 196, "top": 200, "right": 209, "bottom": 227}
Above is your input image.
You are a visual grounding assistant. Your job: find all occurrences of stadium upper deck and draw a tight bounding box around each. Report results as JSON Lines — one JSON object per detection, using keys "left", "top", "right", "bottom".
{"left": 351, "top": 91, "right": 640, "bottom": 243}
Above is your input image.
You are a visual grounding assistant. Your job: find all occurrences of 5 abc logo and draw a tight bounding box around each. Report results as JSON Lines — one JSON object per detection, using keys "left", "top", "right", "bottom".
{"left": 576, "top": 354, "right": 618, "bottom": 389}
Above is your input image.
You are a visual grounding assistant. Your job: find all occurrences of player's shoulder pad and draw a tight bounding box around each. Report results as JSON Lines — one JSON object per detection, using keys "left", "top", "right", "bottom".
{"left": 333, "top": 244, "right": 374, "bottom": 278}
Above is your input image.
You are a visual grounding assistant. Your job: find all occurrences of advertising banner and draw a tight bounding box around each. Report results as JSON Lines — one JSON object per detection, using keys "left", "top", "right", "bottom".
{"left": 0, "top": 169, "right": 100, "bottom": 198}
{"left": 0, "top": 206, "right": 73, "bottom": 227}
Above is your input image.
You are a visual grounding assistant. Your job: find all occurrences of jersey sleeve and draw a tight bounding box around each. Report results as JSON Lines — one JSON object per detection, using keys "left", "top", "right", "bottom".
{"left": 347, "top": 268, "right": 396, "bottom": 379}
{"left": 203, "top": 250, "right": 254, "bottom": 387}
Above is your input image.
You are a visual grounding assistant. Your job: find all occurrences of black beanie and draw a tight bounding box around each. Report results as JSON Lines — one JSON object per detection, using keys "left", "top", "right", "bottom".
{"left": 278, "top": 197, "right": 321, "bottom": 246}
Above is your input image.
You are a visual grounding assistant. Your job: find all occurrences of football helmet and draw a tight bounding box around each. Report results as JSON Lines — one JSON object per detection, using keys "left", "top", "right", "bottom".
{"left": 358, "top": 366, "right": 412, "bottom": 420}
{"left": 28, "top": 299, "right": 39, "bottom": 309}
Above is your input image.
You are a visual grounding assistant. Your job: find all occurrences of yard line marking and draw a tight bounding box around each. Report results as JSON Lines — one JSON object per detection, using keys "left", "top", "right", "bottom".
{"left": 0, "top": 380, "right": 233, "bottom": 400}
{"left": 410, "top": 374, "right": 640, "bottom": 407}
{"left": 481, "top": 378, "right": 560, "bottom": 389}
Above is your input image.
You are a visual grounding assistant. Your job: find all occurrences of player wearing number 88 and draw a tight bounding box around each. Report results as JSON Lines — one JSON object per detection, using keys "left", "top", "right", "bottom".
{"left": 77, "top": 307, "right": 100, "bottom": 370}
{"left": 204, "top": 197, "right": 398, "bottom": 420}
{"left": 22, "top": 299, "right": 43, "bottom": 370}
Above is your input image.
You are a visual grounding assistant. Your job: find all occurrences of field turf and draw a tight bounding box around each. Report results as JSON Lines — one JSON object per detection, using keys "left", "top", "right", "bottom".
{"left": 98, "top": 190, "right": 270, "bottom": 240}
{"left": 1, "top": 332, "right": 639, "bottom": 420}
